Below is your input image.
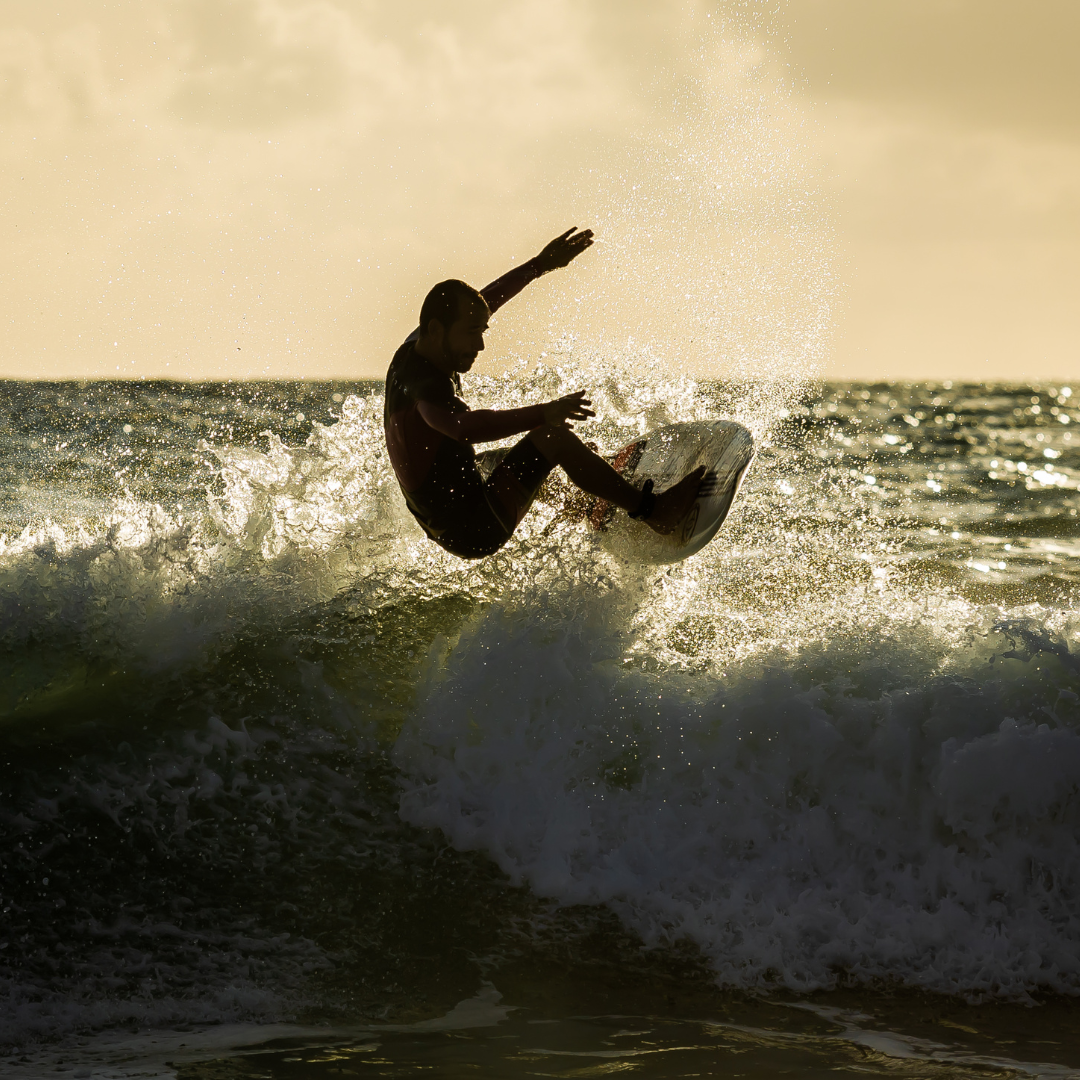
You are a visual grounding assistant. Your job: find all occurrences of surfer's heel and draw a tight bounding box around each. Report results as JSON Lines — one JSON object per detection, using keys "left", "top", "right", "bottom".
{"left": 628, "top": 479, "right": 656, "bottom": 521}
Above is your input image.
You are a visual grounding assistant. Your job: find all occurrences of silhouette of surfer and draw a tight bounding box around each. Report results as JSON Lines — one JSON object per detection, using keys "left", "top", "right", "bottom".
{"left": 384, "top": 227, "right": 704, "bottom": 559}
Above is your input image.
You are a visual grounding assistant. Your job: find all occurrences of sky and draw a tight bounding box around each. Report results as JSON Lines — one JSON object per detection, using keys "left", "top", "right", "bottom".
{"left": 1, "top": 0, "right": 1077, "bottom": 383}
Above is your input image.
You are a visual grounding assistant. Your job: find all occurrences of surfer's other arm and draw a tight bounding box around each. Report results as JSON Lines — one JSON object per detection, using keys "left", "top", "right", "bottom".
{"left": 416, "top": 391, "right": 595, "bottom": 445}
{"left": 480, "top": 227, "right": 594, "bottom": 313}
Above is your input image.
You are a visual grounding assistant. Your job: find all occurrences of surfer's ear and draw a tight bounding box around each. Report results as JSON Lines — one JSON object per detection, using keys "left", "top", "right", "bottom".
{"left": 420, "top": 317, "right": 445, "bottom": 344}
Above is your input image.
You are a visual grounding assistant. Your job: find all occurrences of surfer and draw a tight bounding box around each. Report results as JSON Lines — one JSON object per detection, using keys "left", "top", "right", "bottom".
{"left": 383, "top": 227, "right": 704, "bottom": 559}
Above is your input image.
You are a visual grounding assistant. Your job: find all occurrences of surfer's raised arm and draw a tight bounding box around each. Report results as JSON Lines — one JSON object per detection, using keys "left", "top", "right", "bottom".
{"left": 480, "top": 227, "right": 594, "bottom": 314}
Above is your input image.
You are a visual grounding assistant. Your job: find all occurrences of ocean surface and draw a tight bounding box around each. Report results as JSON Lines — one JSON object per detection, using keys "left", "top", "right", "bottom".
{"left": 1, "top": 369, "right": 1079, "bottom": 1078}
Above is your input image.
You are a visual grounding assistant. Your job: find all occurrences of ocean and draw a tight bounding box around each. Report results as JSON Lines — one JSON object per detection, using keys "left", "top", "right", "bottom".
{"left": 1, "top": 367, "right": 1079, "bottom": 1078}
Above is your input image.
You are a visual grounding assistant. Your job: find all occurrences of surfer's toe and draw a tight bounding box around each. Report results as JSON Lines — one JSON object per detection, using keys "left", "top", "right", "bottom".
{"left": 646, "top": 466, "right": 705, "bottom": 534}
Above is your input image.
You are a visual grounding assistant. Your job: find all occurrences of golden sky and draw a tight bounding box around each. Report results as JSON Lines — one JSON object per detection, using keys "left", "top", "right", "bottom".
{"left": 1, "top": 0, "right": 1077, "bottom": 382}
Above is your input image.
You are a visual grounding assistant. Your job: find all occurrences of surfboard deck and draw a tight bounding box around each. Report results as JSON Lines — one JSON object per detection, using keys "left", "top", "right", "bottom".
{"left": 587, "top": 420, "right": 754, "bottom": 564}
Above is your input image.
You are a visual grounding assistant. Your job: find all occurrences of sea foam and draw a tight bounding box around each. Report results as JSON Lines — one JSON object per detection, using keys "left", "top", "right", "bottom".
{"left": 396, "top": 594, "right": 1080, "bottom": 1000}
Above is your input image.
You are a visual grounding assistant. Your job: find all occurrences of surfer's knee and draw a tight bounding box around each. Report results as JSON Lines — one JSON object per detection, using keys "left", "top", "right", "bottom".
{"left": 528, "top": 424, "right": 584, "bottom": 465}
{"left": 527, "top": 424, "right": 564, "bottom": 463}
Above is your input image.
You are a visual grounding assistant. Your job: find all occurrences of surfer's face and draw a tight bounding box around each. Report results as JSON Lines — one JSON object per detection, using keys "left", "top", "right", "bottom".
{"left": 442, "top": 302, "right": 489, "bottom": 372}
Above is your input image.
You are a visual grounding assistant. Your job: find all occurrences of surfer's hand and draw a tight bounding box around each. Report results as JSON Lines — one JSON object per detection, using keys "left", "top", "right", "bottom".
{"left": 543, "top": 391, "right": 595, "bottom": 427}
{"left": 533, "top": 227, "right": 594, "bottom": 272}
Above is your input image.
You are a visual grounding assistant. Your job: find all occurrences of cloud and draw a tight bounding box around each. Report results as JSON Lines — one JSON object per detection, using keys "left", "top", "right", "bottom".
{"left": 825, "top": 104, "right": 1080, "bottom": 240}
{"left": 167, "top": 0, "right": 349, "bottom": 126}
{"left": 781, "top": 0, "right": 1080, "bottom": 142}
{"left": 0, "top": 23, "right": 108, "bottom": 136}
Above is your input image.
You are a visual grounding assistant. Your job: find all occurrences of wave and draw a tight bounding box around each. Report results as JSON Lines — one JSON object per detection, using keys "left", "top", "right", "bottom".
{"left": 396, "top": 598, "right": 1080, "bottom": 1000}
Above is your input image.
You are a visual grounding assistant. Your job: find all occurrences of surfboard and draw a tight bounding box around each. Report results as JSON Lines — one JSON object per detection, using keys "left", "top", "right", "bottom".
{"left": 587, "top": 420, "right": 754, "bottom": 564}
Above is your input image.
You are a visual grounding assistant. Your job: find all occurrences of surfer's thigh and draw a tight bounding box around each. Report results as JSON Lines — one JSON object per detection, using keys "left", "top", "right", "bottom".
{"left": 434, "top": 490, "right": 511, "bottom": 559}
{"left": 484, "top": 435, "right": 557, "bottom": 531}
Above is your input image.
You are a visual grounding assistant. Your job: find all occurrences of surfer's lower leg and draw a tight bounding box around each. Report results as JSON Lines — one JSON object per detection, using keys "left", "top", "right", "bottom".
{"left": 529, "top": 426, "right": 640, "bottom": 508}
{"left": 527, "top": 427, "right": 704, "bottom": 534}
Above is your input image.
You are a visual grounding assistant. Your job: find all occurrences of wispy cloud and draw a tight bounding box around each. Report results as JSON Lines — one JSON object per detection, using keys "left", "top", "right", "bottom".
{"left": 783, "top": 0, "right": 1080, "bottom": 142}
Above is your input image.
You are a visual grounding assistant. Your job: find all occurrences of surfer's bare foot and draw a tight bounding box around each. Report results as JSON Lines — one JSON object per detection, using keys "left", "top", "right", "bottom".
{"left": 643, "top": 466, "right": 706, "bottom": 535}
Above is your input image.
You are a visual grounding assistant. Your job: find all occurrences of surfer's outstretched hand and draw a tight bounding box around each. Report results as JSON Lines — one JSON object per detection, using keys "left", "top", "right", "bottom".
{"left": 646, "top": 466, "right": 706, "bottom": 535}
{"left": 534, "top": 227, "right": 594, "bottom": 272}
{"left": 542, "top": 390, "right": 595, "bottom": 427}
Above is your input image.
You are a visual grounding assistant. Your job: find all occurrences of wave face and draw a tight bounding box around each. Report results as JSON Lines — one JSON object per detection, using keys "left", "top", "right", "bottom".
{"left": 1, "top": 375, "right": 1079, "bottom": 1051}
{"left": 398, "top": 603, "right": 1080, "bottom": 997}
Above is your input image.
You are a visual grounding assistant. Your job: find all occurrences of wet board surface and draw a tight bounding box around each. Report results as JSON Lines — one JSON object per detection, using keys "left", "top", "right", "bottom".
{"left": 588, "top": 420, "right": 755, "bottom": 564}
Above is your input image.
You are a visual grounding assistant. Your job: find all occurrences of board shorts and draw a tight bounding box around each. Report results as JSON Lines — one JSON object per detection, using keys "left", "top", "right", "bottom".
{"left": 433, "top": 434, "right": 555, "bottom": 559}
